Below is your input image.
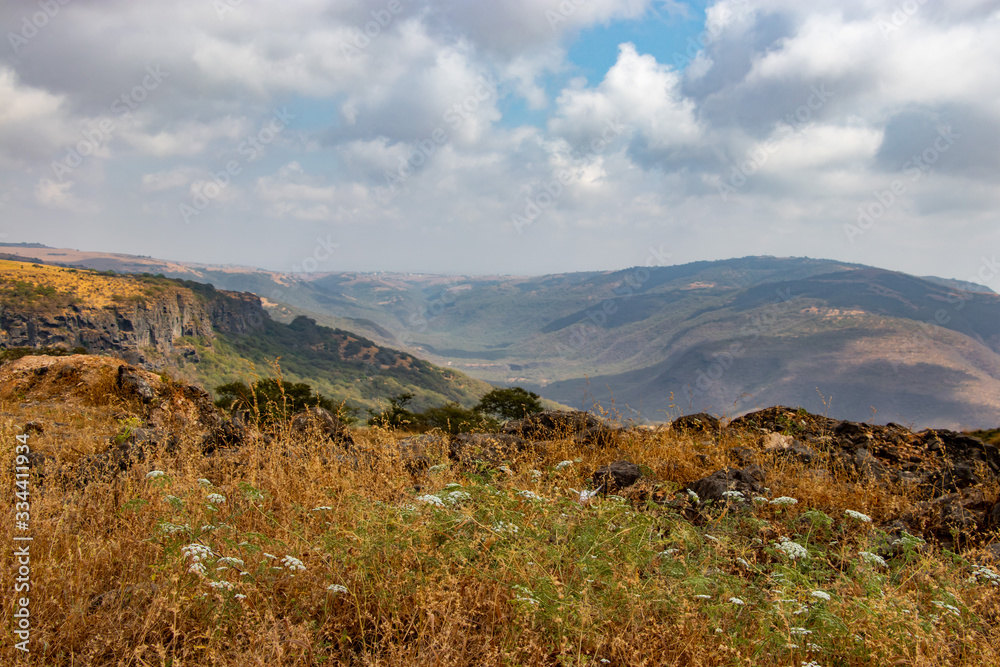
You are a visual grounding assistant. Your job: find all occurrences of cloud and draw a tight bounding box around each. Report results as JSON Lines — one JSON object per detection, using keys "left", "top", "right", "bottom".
{"left": 1, "top": 0, "right": 999, "bottom": 282}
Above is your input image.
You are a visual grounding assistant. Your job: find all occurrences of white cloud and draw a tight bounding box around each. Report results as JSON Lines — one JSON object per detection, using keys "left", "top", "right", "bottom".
{"left": 551, "top": 43, "right": 700, "bottom": 149}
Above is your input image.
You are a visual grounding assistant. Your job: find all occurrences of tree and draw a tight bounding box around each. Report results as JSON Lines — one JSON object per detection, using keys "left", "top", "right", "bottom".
{"left": 366, "top": 392, "right": 417, "bottom": 428}
{"left": 474, "top": 387, "right": 543, "bottom": 421}
{"left": 215, "top": 378, "right": 341, "bottom": 423}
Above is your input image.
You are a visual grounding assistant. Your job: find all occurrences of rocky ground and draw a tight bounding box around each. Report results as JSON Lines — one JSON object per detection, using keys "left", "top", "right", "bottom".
{"left": 7, "top": 354, "right": 1000, "bottom": 558}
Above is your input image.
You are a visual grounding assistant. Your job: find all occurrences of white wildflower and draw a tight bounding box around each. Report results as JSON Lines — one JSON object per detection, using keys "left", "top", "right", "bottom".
{"left": 262, "top": 552, "right": 277, "bottom": 559}
{"left": 311, "top": 506, "right": 334, "bottom": 511}
{"left": 208, "top": 580, "right": 234, "bottom": 591}
{"left": 770, "top": 496, "right": 798, "bottom": 506}
{"left": 777, "top": 539, "right": 808, "bottom": 560}
{"left": 234, "top": 593, "right": 246, "bottom": 599}
{"left": 197, "top": 478, "right": 212, "bottom": 486}
{"left": 753, "top": 496, "right": 769, "bottom": 503}
{"left": 512, "top": 585, "right": 539, "bottom": 605}
{"left": 445, "top": 490, "right": 472, "bottom": 504}
{"left": 206, "top": 493, "right": 226, "bottom": 504}
{"left": 810, "top": 590, "right": 831, "bottom": 601}
{"left": 145, "top": 470, "right": 165, "bottom": 479}
{"left": 790, "top": 627, "right": 812, "bottom": 636}
{"left": 517, "top": 490, "right": 544, "bottom": 501}
{"left": 327, "top": 584, "right": 349, "bottom": 594}
{"left": 531, "top": 469, "right": 542, "bottom": 479}
{"left": 722, "top": 490, "right": 745, "bottom": 500}
{"left": 659, "top": 549, "right": 679, "bottom": 556}
{"left": 970, "top": 565, "right": 1000, "bottom": 586}
{"left": 801, "top": 661, "right": 822, "bottom": 667}
{"left": 729, "top": 597, "right": 745, "bottom": 605}
{"left": 217, "top": 556, "right": 245, "bottom": 568}
{"left": 159, "top": 522, "right": 190, "bottom": 534}
{"left": 416, "top": 494, "right": 445, "bottom": 507}
{"left": 281, "top": 555, "right": 306, "bottom": 571}
{"left": 844, "top": 509, "right": 872, "bottom": 523}
{"left": 859, "top": 551, "right": 887, "bottom": 568}
{"left": 737, "top": 557, "right": 752, "bottom": 569}
{"left": 931, "top": 600, "right": 961, "bottom": 616}
{"left": 555, "top": 460, "right": 573, "bottom": 470}
{"left": 686, "top": 489, "right": 700, "bottom": 503}
{"left": 189, "top": 562, "right": 207, "bottom": 575}
{"left": 427, "top": 463, "right": 449, "bottom": 473}
{"left": 492, "top": 521, "right": 519, "bottom": 534}
{"left": 182, "top": 544, "right": 214, "bottom": 562}
{"left": 694, "top": 594, "right": 712, "bottom": 599}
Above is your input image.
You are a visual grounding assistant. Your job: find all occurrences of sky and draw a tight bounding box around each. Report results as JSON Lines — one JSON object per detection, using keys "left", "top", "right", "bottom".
{"left": 1, "top": 0, "right": 999, "bottom": 286}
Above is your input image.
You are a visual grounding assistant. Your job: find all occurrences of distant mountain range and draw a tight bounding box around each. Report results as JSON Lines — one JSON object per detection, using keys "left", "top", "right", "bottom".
{"left": 5, "top": 243, "right": 999, "bottom": 429}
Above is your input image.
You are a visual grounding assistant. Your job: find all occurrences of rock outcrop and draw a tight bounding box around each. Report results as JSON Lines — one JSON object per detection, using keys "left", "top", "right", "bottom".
{"left": 0, "top": 287, "right": 266, "bottom": 369}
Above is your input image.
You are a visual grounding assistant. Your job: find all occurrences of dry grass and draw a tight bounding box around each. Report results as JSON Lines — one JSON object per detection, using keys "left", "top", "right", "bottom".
{"left": 3, "top": 398, "right": 1000, "bottom": 666}
{"left": 0, "top": 260, "right": 186, "bottom": 310}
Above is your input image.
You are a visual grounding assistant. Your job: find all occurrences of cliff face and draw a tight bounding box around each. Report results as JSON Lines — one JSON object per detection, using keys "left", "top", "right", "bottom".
{"left": 0, "top": 288, "right": 267, "bottom": 368}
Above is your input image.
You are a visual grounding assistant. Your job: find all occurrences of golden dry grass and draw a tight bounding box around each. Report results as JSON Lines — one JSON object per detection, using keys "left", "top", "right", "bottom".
{"left": 3, "top": 395, "right": 1000, "bottom": 666}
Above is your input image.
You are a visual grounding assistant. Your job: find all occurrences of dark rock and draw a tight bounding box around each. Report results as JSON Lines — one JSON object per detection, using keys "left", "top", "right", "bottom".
{"left": 684, "top": 466, "right": 765, "bottom": 504}
{"left": 727, "top": 447, "right": 758, "bottom": 467}
{"left": 201, "top": 415, "right": 249, "bottom": 455}
{"left": 23, "top": 420, "right": 45, "bottom": 435}
{"left": 899, "top": 488, "right": 992, "bottom": 549}
{"left": 503, "top": 410, "right": 603, "bottom": 440}
{"left": 854, "top": 448, "right": 892, "bottom": 481}
{"left": 117, "top": 365, "right": 155, "bottom": 403}
{"left": 671, "top": 412, "right": 721, "bottom": 434}
{"left": 777, "top": 442, "right": 817, "bottom": 465}
{"left": 290, "top": 406, "right": 355, "bottom": 448}
{"left": 397, "top": 434, "right": 449, "bottom": 472}
{"left": 592, "top": 460, "right": 642, "bottom": 492}
{"left": 450, "top": 433, "right": 527, "bottom": 464}
{"left": 572, "top": 425, "right": 620, "bottom": 448}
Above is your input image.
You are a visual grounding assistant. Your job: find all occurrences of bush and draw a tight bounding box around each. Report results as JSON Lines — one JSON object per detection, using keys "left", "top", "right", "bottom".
{"left": 474, "top": 386, "right": 544, "bottom": 421}
{"left": 215, "top": 378, "right": 352, "bottom": 424}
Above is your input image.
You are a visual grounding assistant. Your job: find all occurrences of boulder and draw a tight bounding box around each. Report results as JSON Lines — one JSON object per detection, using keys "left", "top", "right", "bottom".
{"left": 671, "top": 412, "right": 721, "bottom": 434}
{"left": 684, "top": 466, "right": 766, "bottom": 504}
{"left": 290, "top": 406, "right": 355, "bottom": 448}
{"left": 450, "top": 433, "right": 528, "bottom": 464}
{"left": 592, "top": 460, "right": 643, "bottom": 492}
{"left": 503, "top": 410, "right": 603, "bottom": 440}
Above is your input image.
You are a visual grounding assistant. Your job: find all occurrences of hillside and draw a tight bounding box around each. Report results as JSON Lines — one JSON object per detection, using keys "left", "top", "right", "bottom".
{"left": 0, "top": 260, "right": 490, "bottom": 413}
{"left": 8, "top": 247, "right": 1000, "bottom": 429}
{"left": 5, "top": 355, "right": 1000, "bottom": 664}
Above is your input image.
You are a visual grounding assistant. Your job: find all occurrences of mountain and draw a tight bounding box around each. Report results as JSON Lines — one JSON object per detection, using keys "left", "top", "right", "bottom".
{"left": 7, "top": 246, "right": 1000, "bottom": 429}
{"left": 0, "top": 259, "right": 490, "bottom": 413}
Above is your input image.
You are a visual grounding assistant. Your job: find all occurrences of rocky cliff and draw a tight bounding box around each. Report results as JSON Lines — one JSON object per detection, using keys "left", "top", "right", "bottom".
{"left": 0, "top": 261, "right": 266, "bottom": 368}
